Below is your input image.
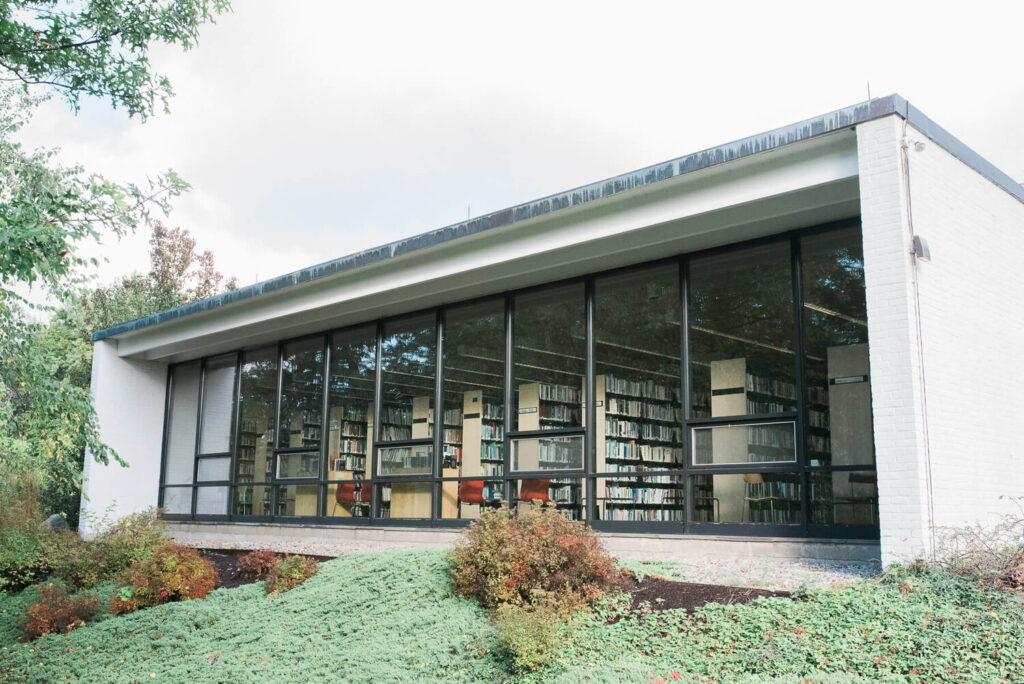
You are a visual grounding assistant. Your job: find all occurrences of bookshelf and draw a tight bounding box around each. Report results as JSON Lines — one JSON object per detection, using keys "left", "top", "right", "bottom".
{"left": 452, "top": 390, "right": 504, "bottom": 519}
{"left": 235, "top": 418, "right": 273, "bottom": 516}
{"left": 595, "top": 374, "right": 684, "bottom": 522}
{"left": 327, "top": 401, "right": 374, "bottom": 517}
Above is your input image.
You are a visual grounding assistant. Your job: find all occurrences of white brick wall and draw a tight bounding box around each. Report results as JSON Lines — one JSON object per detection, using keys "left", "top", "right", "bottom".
{"left": 858, "top": 115, "right": 1024, "bottom": 565}
{"left": 79, "top": 340, "right": 168, "bottom": 538}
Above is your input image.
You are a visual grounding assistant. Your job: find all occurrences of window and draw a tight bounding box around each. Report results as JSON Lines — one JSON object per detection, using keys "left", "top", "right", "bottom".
{"left": 160, "top": 223, "right": 877, "bottom": 537}
{"left": 442, "top": 299, "right": 505, "bottom": 479}
{"left": 379, "top": 313, "right": 436, "bottom": 442}
{"left": 512, "top": 283, "right": 585, "bottom": 431}
{"left": 164, "top": 362, "right": 200, "bottom": 489}
{"left": 594, "top": 264, "right": 683, "bottom": 489}
{"left": 688, "top": 242, "right": 794, "bottom": 419}
{"left": 234, "top": 347, "right": 277, "bottom": 516}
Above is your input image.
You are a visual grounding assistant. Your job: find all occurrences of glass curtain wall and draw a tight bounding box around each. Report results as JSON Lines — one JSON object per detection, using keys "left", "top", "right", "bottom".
{"left": 159, "top": 221, "right": 877, "bottom": 537}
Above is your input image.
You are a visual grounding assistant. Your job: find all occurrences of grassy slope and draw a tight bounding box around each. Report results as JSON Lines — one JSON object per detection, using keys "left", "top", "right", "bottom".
{"left": 0, "top": 549, "right": 1021, "bottom": 683}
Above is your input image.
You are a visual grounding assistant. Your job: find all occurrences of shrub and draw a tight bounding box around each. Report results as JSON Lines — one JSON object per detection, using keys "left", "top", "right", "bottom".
{"left": 237, "top": 549, "right": 277, "bottom": 582}
{"left": 0, "top": 470, "right": 58, "bottom": 592}
{"left": 929, "top": 499, "right": 1024, "bottom": 591}
{"left": 53, "top": 508, "right": 168, "bottom": 589}
{"left": 493, "top": 603, "right": 563, "bottom": 672}
{"left": 109, "top": 543, "right": 219, "bottom": 615}
{"left": 22, "top": 583, "right": 100, "bottom": 640}
{"left": 448, "top": 508, "right": 619, "bottom": 613}
{"left": 265, "top": 555, "right": 319, "bottom": 594}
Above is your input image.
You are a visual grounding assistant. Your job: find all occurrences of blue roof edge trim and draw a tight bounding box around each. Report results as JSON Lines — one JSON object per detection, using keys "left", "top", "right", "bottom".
{"left": 91, "top": 93, "right": 1021, "bottom": 342}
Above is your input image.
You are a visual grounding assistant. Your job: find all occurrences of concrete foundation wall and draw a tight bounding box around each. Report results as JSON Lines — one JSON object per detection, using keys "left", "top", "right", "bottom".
{"left": 79, "top": 339, "right": 168, "bottom": 537}
{"left": 166, "top": 522, "right": 880, "bottom": 563}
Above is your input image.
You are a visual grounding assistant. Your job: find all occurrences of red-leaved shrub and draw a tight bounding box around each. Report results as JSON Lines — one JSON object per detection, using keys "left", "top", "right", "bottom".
{"left": 22, "top": 584, "right": 100, "bottom": 640}
{"left": 237, "top": 549, "right": 277, "bottom": 581}
{"left": 109, "top": 543, "right": 219, "bottom": 615}
{"left": 447, "top": 507, "right": 619, "bottom": 613}
{"left": 265, "top": 554, "right": 320, "bottom": 595}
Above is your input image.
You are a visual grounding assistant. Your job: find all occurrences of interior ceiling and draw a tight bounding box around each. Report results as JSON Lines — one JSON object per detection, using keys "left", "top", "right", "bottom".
{"left": 152, "top": 176, "right": 860, "bottom": 364}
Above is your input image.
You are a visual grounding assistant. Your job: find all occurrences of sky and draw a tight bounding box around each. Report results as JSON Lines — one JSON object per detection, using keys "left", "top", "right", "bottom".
{"left": 17, "top": 0, "right": 1024, "bottom": 293}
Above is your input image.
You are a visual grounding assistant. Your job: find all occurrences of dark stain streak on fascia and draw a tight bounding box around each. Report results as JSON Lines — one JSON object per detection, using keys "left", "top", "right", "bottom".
{"left": 92, "top": 94, "right": 1021, "bottom": 342}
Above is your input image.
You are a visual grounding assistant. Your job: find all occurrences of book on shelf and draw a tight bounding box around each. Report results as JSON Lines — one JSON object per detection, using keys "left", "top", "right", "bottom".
{"left": 603, "top": 374, "right": 677, "bottom": 401}
{"left": 538, "top": 384, "right": 580, "bottom": 404}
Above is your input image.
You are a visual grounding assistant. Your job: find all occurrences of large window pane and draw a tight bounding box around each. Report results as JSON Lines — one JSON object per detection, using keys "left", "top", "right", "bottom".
{"left": 511, "top": 435, "right": 583, "bottom": 471}
{"left": 810, "top": 470, "right": 878, "bottom": 525}
{"left": 197, "top": 457, "right": 231, "bottom": 481}
{"left": 688, "top": 242, "right": 794, "bottom": 419}
{"left": 691, "top": 472, "right": 800, "bottom": 524}
{"left": 692, "top": 422, "right": 796, "bottom": 465}
{"left": 196, "top": 486, "right": 229, "bottom": 515}
{"left": 198, "top": 354, "right": 237, "bottom": 454}
{"left": 378, "top": 444, "right": 433, "bottom": 476}
{"left": 440, "top": 479, "right": 505, "bottom": 520}
{"left": 236, "top": 347, "right": 277, "bottom": 484}
{"left": 801, "top": 227, "right": 874, "bottom": 467}
{"left": 443, "top": 299, "right": 505, "bottom": 480}
{"left": 277, "top": 451, "right": 320, "bottom": 479}
{"left": 596, "top": 473, "right": 684, "bottom": 522}
{"left": 595, "top": 265, "right": 683, "bottom": 474}
{"left": 376, "top": 482, "right": 432, "bottom": 519}
{"left": 164, "top": 362, "right": 199, "bottom": 486}
{"left": 162, "top": 486, "right": 192, "bottom": 515}
{"left": 279, "top": 337, "right": 325, "bottom": 449}
{"left": 327, "top": 325, "right": 376, "bottom": 481}
{"left": 233, "top": 484, "right": 270, "bottom": 517}
{"left": 380, "top": 313, "right": 436, "bottom": 441}
{"left": 273, "top": 484, "right": 318, "bottom": 517}
{"left": 513, "top": 283, "right": 585, "bottom": 430}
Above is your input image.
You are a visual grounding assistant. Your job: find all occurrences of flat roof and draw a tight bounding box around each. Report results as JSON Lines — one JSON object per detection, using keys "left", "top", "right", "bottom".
{"left": 93, "top": 93, "right": 1024, "bottom": 342}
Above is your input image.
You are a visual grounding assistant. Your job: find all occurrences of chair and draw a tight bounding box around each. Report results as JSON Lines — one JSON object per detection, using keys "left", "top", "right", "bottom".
{"left": 332, "top": 481, "right": 368, "bottom": 516}
{"left": 518, "top": 478, "right": 551, "bottom": 504}
{"left": 459, "top": 480, "right": 502, "bottom": 509}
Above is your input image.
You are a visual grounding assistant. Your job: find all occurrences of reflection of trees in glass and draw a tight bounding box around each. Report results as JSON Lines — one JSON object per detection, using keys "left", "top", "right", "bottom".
{"left": 330, "top": 326, "right": 376, "bottom": 402}
{"left": 594, "top": 265, "right": 680, "bottom": 382}
{"left": 801, "top": 228, "right": 867, "bottom": 355}
{"left": 444, "top": 300, "right": 505, "bottom": 402}
{"left": 279, "top": 338, "right": 325, "bottom": 449}
{"left": 381, "top": 315, "right": 436, "bottom": 403}
{"left": 514, "top": 283, "right": 585, "bottom": 380}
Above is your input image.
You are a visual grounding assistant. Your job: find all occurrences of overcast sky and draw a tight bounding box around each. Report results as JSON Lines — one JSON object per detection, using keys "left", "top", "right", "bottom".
{"left": 18, "top": 0, "right": 1024, "bottom": 291}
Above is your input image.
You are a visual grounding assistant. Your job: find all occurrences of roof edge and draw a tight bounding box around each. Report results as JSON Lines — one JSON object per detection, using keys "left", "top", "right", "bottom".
{"left": 94, "top": 93, "right": 1017, "bottom": 343}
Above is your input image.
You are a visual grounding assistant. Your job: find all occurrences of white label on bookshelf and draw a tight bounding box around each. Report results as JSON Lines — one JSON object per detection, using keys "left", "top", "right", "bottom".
{"left": 518, "top": 407, "right": 537, "bottom": 414}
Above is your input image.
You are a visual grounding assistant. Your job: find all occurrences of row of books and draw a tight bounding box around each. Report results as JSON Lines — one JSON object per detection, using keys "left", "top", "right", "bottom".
{"left": 331, "top": 455, "right": 366, "bottom": 472}
{"left": 747, "top": 400, "right": 791, "bottom": 414}
{"left": 746, "top": 374, "right": 798, "bottom": 400}
{"left": 330, "top": 422, "right": 366, "bottom": 437}
{"left": 605, "top": 397, "right": 681, "bottom": 422}
{"left": 443, "top": 428, "right": 462, "bottom": 444}
{"left": 604, "top": 374, "right": 677, "bottom": 401}
{"left": 604, "top": 439, "right": 683, "bottom": 463}
{"left": 604, "top": 473, "right": 681, "bottom": 485}
{"left": 481, "top": 421, "right": 503, "bottom": 441}
{"left": 480, "top": 442, "right": 503, "bottom": 462}
{"left": 333, "top": 438, "right": 366, "bottom": 455}
{"left": 809, "top": 434, "right": 831, "bottom": 454}
{"left": 539, "top": 404, "right": 580, "bottom": 423}
{"left": 808, "top": 409, "right": 829, "bottom": 429}
{"left": 380, "top": 448, "right": 430, "bottom": 471}
{"left": 442, "top": 445, "right": 461, "bottom": 468}
{"left": 747, "top": 426, "right": 795, "bottom": 449}
{"left": 746, "top": 480, "right": 799, "bottom": 499}
{"left": 482, "top": 403, "right": 503, "bottom": 420}
{"left": 381, "top": 407, "right": 412, "bottom": 425}
{"left": 605, "top": 419, "right": 682, "bottom": 443}
{"left": 538, "top": 383, "right": 581, "bottom": 403}
{"left": 604, "top": 508, "right": 683, "bottom": 522}
{"left": 443, "top": 408, "right": 463, "bottom": 426}
{"left": 329, "top": 405, "right": 368, "bottom": 422}
{"left": 482, "top": 463, "right": 503, "bottom": 477}
{"left": 381, "top": 426, "right": 412, "bottom": 441}
{"left": 605, "top": 487, "right": 681, "bottom": 504}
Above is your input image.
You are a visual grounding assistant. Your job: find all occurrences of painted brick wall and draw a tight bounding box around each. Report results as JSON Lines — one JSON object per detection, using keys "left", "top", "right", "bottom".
{"left": 902, "top": 121, "right": 1024, "bottom": 533}
{"left": 858, "top": 115, "right": 1024, "bottom": 564}
{"left": 79, "top": 340, "right": 168, "bottom": 538}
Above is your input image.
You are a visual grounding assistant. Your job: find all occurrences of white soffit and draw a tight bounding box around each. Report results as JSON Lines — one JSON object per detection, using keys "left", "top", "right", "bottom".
{"left": 118, "top": 128, "right": 860, "bottom": 362}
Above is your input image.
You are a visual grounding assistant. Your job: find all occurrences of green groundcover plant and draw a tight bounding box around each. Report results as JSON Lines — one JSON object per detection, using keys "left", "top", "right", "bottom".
{"left": 0, "top": 548, "right": 1021, "bottom": 682}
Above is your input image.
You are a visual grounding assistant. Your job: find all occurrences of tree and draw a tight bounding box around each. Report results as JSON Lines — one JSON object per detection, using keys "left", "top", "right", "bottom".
{"left": 0, "top": 0, "right": 230, "bottom": 119}
{"left": 0, "top": 1, "right": 229, "bottom": 522}
{"left": 8, "top": 223, "right": 235, "bottom": 527}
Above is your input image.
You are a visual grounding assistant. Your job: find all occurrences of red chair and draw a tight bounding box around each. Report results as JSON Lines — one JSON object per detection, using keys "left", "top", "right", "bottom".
{"left": 518, "top": 479, "right": 551, "bottom": 504}
{"left": 459, "top": 480, "right": 486, "bottom": 505}
{"left": 335, "top": 482, "right": 366, "bottom": 504}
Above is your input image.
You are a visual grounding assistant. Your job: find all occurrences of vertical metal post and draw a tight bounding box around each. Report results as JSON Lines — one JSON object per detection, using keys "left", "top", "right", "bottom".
{"left": 191, "top": 359, "right": 205, "bottom": 519}
{"left": 433, "top": 308, "right": 445, "bottom": 522}
{"left": 318, "top": 335, "right": 331, "bottom": 521}
{"left": 584, "top": 276, "right": 596, "bottom": 523}
{"left": 371, "top": 320, "right": 384, "bottom": 518}
{"left": 791, "top": 235, "right": 810, "bottom": 535}
{"left": 680, "top": 257, "right": 692, "bottom": 532}
{"left": 503, "top": 292, "right": 514, "bottom": 511}
{"left": 229, "top": 353, "right": 243, "bottom": 520}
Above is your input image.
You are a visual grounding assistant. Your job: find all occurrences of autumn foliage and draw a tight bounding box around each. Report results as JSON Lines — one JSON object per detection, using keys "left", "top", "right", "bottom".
{"left": 109, "top": 543, "right": 218, "bottom": 615}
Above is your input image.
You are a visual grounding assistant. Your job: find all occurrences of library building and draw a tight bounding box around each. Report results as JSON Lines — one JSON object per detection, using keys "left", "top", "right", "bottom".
{"left": 82, "top": 96, "right": 1024, "bottom": 565}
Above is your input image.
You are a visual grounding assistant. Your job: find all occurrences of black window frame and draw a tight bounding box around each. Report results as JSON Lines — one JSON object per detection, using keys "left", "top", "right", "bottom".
{"left": 156, "top": 218, "right": 877, "bottom": 540}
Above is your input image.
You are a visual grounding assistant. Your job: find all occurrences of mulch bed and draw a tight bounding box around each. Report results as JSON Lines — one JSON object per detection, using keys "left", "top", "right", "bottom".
{"left": 623, "top": 574, "right": 790, "bottom": 618}
{"left": 200, "top": 549, "right": 333, "bottom": 589}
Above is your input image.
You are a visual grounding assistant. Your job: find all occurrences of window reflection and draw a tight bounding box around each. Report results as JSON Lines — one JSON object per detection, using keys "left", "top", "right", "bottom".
{"left": 380, "top": 313, "right": 436, "bottom": 441}
{"left": 279, "top": 337, "right": 325, "bottom": 450}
